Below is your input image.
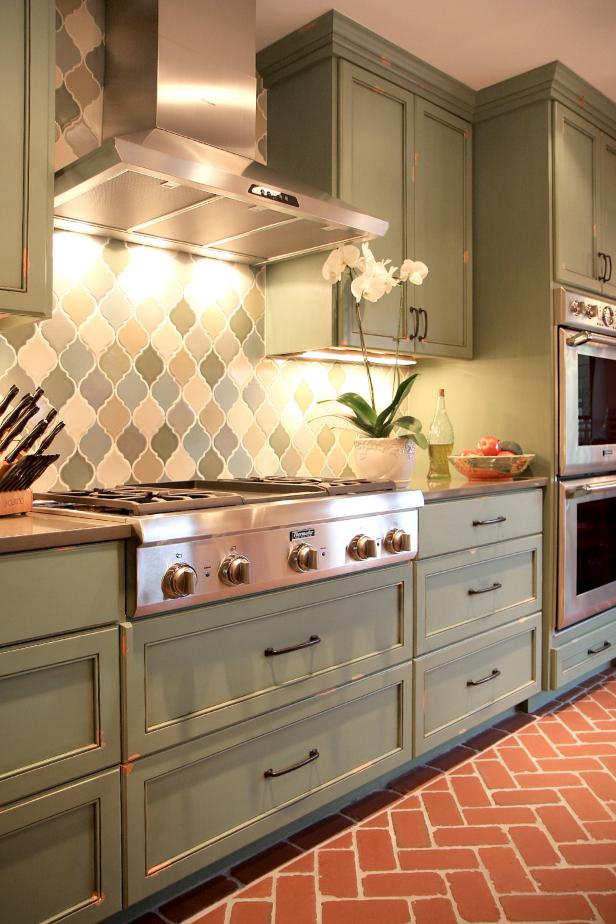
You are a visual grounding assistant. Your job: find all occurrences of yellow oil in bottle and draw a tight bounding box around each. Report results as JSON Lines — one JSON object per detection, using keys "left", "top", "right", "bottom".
{"left": 427, "top": 443, "right": 453, "bottom": 479}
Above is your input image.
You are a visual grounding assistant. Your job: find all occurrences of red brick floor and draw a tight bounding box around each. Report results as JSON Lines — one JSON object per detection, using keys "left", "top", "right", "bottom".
{"left": 136, "top": 667, "right": 616, "bottom": 924}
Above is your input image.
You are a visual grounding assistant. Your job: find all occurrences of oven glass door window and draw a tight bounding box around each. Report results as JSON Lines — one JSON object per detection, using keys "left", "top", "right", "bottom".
{"left": 576, "top": 496, "right": 616, "bottom": 596}
{"left": 577, "top": 354, "right": 616, "bottom": 446}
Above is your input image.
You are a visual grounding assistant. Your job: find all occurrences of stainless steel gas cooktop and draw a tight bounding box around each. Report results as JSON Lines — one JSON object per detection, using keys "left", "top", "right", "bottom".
{"left": 34, "top": 478, "right": 423, "bottom": 617}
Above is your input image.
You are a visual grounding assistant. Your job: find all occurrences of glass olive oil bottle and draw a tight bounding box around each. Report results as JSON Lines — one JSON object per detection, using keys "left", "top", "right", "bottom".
{"left": 428, "top": 389, "right": 454, "bottom": 479}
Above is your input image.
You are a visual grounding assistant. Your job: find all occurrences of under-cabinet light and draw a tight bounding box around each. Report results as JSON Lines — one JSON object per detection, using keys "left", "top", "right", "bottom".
{"left": 298, "top": 350, "right": 416, "bottom": 367}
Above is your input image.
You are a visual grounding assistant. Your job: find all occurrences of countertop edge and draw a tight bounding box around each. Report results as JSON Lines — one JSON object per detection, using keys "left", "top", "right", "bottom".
{"left": 0, "top": 515, "right": 132, "bottom": 554}
{"left": 411, "top": 475, "right": 549, "bottom": 502}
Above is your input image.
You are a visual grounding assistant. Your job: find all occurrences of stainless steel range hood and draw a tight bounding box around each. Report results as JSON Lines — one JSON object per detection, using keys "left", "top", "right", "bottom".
{"left": 54, "top": 0, "right": 387, "bottom": 265}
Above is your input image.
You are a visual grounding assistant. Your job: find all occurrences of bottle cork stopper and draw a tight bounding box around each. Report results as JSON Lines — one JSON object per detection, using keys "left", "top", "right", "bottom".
{"left": 439, "top": 388, "right": 445, "bottom": 397}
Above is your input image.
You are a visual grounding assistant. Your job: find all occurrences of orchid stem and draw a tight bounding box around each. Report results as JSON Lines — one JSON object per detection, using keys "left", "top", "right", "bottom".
{"left": 349, "top": 269, "right": 376, "bottom": 412}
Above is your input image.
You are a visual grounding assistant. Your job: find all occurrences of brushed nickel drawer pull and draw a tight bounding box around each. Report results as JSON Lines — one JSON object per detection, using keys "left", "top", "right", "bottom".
{"left": 264, "top": 748, "right": 320, "bottom": 778}
{"left": 468, "top": 582, "right": 502, "bottom": 596}
{"left": 588, "top": 640, "right": 612, "bottom": 655}
{"left": 473, "top": 516, "right": 507, "bottom": 526}
{"left": 467, "top": 669, "right": 501, "bottom": 687}
{"left": 264, "top": 635, "right": 321, "bottom": 657}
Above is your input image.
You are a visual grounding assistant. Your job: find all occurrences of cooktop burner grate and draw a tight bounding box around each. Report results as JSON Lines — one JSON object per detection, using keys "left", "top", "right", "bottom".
{"left": 34, "top": 487, "right": 244, "bottom": 515}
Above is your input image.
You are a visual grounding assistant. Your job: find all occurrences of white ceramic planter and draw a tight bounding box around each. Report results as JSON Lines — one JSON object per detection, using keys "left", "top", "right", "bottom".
{"left": 353, "top": 437, "right": 416, "bottom": 483}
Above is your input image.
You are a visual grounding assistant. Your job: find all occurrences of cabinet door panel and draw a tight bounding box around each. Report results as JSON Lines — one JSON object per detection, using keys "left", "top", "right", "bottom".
{"left": 338, "top": 63, "right": 413, "bottom": 351}
{"left": 553, "top": 103, "right": 601, "bottom": 294}
{"left": 600, "top": 132, "right": 616, "bottom": 299}
{"left": 0, "top": 0, "right": 53, "bottom": 318}
{"left": 413, "top": 100, "right": 472, "bottom": 358}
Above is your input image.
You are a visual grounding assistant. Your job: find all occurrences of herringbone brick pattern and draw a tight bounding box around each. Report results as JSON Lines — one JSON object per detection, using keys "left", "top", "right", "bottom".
{"left": 139, "top": 667, "right": 616, "bottom": 924}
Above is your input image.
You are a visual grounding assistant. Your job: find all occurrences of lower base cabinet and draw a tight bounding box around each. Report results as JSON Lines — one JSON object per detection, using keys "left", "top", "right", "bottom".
{"left": 0, "top": 768, "right": 122, "bottom": 924}
{"left": 550, "top": 610, "right": 616, "bottom": 688}
{"left": 413, "top": 613, "right": 541, "bottom": 754}
{"left": 122, "top": 664, "right": 412, "bottom": 904}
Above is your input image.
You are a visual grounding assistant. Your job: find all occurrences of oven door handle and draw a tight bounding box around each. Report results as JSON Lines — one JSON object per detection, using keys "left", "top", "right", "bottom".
{"left": 566, "top": 331, "right": 616, "bottom": 348}
{"left": 566, "top": 480, "right": 616, "bottom": 497}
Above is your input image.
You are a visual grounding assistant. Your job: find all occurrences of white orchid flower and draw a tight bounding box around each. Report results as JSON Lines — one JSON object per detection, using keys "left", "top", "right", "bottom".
{"left": 321, "top": 248, "right": 346, "bottom": 283}
{"left": 340, "top": 244, "right": 360, "bottom": 268}
{"left": 351, "top": 270, "right": 388, "bottom": 303}
{"left": 399, "top": 259, "right": 429, "bottom": 285}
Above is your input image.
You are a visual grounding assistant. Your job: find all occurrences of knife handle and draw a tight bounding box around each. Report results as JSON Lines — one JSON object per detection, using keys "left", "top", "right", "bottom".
{"left": 0, "top": 385, "right": 19, "bottom": 419}
{"left": 35, "top": 421, "right": 65, "bottom": 455}
{"left": 0, "top": 389, "right": 43, "bottom": 440}
{"left": 0, "top": 404, "right": 38, "bottom": 455}
{"left": 5, "top": 412, "right": 56, "bottom": 464}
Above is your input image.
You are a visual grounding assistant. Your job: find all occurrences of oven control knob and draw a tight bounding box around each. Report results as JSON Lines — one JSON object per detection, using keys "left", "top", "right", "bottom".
{"left": 348, "top": 534, "right": 378, "bottom": 561}
{"left": 570, "top": 300, "right": 584, "bottom": 315}
{"left": 219, "top": 554, "right": 251, "bottom": 586}
{"left": 383, "top": 528, "right": 412, "bottom": 554}
{"left": 289, "top": 543, "right": 319, "bottom": 573}
{"left": 162, "top": 563, "right": 197, "bottom": 598}
{"left": 585, "top": 303, "right": 598, "bottom": 318}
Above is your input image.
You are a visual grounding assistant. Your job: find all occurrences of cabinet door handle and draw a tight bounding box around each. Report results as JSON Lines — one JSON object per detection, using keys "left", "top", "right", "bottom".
{"left": 598, "top": 252, "right": 607, "bottom": 282}
{"left": 467, "top": 669, "right": 501, "bottom": 687}
{"left": 264, "top": 748, "right": 320, "bottom": 778}
{"left": 607, "top": 254, "right": 613, "bottom": 283}
{"left": 264, "top": 635, "right": 321, "bottom": 657}
{"left": 417, "top": 308, "right": 428, "bottom": 342}
{"left": 468, "top": 582, "right": 502, "bottom": 596}
{"left": 408, "top": 306, "right": 420, "bottom": 340}
{"left": 472, "top": 516, "right": 507, "bottom": 526}
{"left": 587, "top": 640, "right": 612, "bottom": 656}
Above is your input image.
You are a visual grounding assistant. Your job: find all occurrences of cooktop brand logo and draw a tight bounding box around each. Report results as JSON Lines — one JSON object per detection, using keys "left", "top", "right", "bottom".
{"left": 290, "top": 528, "right": 316, "bottom": 541}
{"left": 248, "top": 184, "right": 299, "bottom": 207}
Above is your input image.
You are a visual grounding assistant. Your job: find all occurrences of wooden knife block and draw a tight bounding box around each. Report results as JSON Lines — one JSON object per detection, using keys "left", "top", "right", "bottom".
{"left": 0, "top": 490, "right": 32, "bottom": 516}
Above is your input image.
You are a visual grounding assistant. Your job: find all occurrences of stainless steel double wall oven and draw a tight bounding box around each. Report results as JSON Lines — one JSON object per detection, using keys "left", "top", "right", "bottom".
{"left": 556, "top": 287, "right": 616, "bottom": 629}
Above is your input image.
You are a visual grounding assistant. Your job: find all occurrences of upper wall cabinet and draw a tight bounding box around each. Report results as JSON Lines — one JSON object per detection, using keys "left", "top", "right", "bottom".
{"left": 259, "top": 12, "right": 473, "bottom": 361}
{"left": 0, "top": 0, "right": 54, "bottom": 321}
{"left": 553, "top": 102, "right": 616, "bottom": 299}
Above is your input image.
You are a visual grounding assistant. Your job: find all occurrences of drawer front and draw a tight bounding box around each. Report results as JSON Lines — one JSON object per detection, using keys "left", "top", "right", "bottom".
{"left": 123, "top": 564, "right": 411, "bottom": 756}
{"left": 0, "top": 628, "right": 120, "bottom": 804}
{"left": 418, "top": 490, "right": 542, "bottom": 558}
{"left": 414, "top": 614, "right": 541, "bottom": 754}
{"left": 123, "top": 664, "right": 412, "bottom": 903}
{"left": 550, "top": 615, "right": 616, "bottom": 689}
{"left": 415, "top": 535, "right": 542, "bottom": 654}
{"left": 0, "top": 542, "right": 124, "bottom": 646}
{"left": 0, "top": 769, "right": 122, "bottom": 924}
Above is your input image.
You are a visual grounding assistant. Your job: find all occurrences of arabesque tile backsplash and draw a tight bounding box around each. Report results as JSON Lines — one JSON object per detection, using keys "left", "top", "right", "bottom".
{"left": 0, "top": 233, "right": 398, "bottom": 489}
{"left": 0, "top": 0, "right": 398, "bottom": 489}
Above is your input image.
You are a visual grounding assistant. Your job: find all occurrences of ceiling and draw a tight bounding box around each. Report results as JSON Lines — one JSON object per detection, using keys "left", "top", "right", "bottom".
{"left": 256, "top": 0, "right": 616, "bottom": 103}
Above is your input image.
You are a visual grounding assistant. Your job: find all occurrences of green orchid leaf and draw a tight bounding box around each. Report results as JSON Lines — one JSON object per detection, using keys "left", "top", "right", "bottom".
{"left": 391, "top": 415, "right": 423, "bottom": 432}
{"left": 319, "top": 392, "right": 377, "bottom": 430}
{"left": 314, "top": 412, "right": 375, "bottom": 435}
{"left": 374, "top": 374, "right": 418, "bottom": 434}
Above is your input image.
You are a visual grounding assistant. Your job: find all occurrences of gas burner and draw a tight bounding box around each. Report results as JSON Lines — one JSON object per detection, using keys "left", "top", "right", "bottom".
{"left": 259, "top": 476, "right": 396, "bottom": 495}
{"left": 34, "top": 487, "right": 244, "bottom": 515}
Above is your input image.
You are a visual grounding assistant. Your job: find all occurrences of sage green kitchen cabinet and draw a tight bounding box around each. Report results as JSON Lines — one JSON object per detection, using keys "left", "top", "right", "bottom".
{"left": 413, "top": 99, "right": 472, "bottom": 357}
{"left": 0, "top": 768, "right": 122, "bottom": 924}
{"left": 0, "top": 627, "right": 121, "bottom": 805}
{"left": 0, "top": 0, "right": 54, "bottom": 320}
{"left": 337, "top": 65, "right": 414, "bottom": 351}
{"left": 553, "top": 102, "right": 616, "bottom": 298}
{"left": 260, "top": 13, "right": 473, "bottom": 360}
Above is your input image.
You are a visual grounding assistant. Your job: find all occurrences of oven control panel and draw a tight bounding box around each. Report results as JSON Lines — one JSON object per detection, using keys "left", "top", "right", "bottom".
{"left": 555, "top": 286, "right": 616, "bottom": 335}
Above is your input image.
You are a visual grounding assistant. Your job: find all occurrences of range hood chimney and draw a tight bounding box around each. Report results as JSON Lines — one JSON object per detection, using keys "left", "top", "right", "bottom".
{"left": 54, "top": 0, "right": 387, "bottom": 265}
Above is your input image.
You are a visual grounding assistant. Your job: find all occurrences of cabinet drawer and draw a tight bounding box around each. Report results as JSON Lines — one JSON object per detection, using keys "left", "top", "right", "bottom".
{"left": 0, "top": 542, "right": 124, "bottom": 646}
{"left": 415, "top": 535, "right": 542, "bottom": 654}
{"left": 123, "top": 564, "right": 411, "bottom": 756}
{"left": 414, "top": 614, "right": 541, "bottom": 754}
{"left": 0, "top": 628, "right": 120, "bottom": 804}
{"left": 550, "top": 614, "right": 616, "bottom": 689}
{"left": 418, "top": 490, "right": 542, "bottom": 558}
{"left": 0, "top": 769, "right": 121, "bottom": 924}
{"left": 123, "top": 664, "right": 412, "bottom": 903}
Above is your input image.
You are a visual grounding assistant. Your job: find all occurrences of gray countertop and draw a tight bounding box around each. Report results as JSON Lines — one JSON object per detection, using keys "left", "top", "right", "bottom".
{"left": 0, "top": 475, "right": 549, "bottom": 553}
{"left": 406, "top": 473, "right": 549, "bottom": 502}
{"left": 0, "top": 511, "right": 132, "bottom": 554}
